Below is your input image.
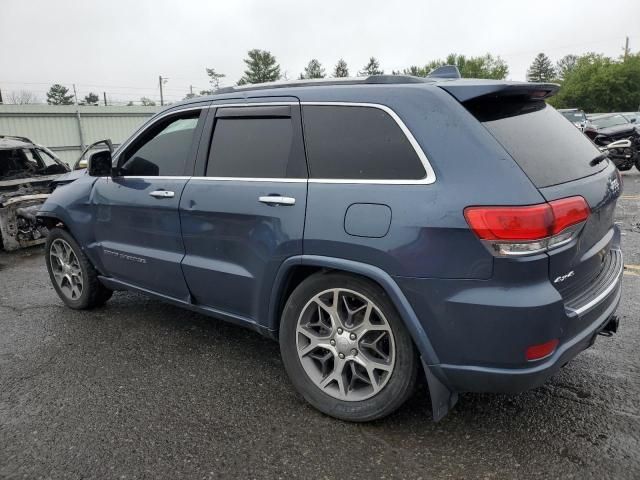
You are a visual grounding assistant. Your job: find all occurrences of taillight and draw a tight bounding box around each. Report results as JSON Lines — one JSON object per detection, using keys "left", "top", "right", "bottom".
{"left": 464, "top": 196, "right": 589, "bottom": 256}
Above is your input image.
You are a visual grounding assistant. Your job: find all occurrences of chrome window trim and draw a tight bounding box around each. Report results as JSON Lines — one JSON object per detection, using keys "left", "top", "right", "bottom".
{"left": 190, "top": 177, "right": 306, "bottom": 183}
{"left": 112, "top": 176, "right": 192, "bottom": 180}
{"left": 113, "top": 176, "right": 305, "bottom": 183}
{"left": 113, "top": 101, "right": 437, "bottom": 185}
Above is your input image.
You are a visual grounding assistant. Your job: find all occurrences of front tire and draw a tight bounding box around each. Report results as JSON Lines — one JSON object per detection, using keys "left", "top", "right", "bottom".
{"left": 279, "top": 272, "right": 417, "bottom": 422}
{"left": 45, "top": 228, "right": 112, "bottom": 309}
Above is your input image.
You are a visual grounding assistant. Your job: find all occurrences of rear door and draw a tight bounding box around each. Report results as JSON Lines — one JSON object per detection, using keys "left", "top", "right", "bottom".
{"left": 463, "top": 93, "right": 621, "bottom": 300}
{"left": 179, "top": 100, "right": 307, "bottom": 322}
{"left": 91, "top": 106, "right": 207, "bottom": 301}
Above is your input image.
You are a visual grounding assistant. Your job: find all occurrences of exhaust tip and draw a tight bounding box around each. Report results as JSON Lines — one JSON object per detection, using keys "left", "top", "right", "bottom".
{"left": 598, "top": 315, "right": 619, "bottom": 337}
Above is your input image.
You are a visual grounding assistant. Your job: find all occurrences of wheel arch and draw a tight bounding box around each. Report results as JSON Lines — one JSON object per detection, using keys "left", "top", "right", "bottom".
{"left": 269, "top": 255, "right": 459, "bottom": 421}
{"left": 268, "top": 255, "right": 441, "bottom": 367}
{"left": 37, "top": 212, "right": 67, "bottom": 231}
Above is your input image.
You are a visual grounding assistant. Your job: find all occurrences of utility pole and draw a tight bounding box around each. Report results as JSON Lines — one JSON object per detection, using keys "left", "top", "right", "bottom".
{"left": 103, "top": 92, "right": 107, "bottom": 106}
{"left": 190, "top": 85, "right": 193, "bottom": 96}
{"left": 0, "top": 88, "right": 3, "bottom": 104}
{"left": 72, "top": 84, "right": 79, "bottom": 104}
{"left": 624, "top": 36, "right": 630, "bottom": 61}
{"left": 159, "top": 75, "right": 168, "bottom": 106}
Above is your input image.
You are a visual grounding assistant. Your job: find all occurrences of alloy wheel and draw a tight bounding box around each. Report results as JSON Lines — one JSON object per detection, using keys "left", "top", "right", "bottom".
{"left": 49, "top": 238, "right": 83, "bottom": 301}
{"left": 296, "top": 288, "right": 396, "bottom": 401}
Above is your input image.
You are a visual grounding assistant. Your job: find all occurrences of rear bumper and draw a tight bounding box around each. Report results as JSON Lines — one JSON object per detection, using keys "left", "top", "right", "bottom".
{"left": 438, "top": 278, "right": 621, "bottom": 393}
{"left": 395, "top": 247, "right": 623, "bottom": 394}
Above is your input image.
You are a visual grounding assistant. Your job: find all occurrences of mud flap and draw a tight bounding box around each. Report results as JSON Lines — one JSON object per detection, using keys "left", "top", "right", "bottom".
{"left": 422, "top": 357, "right": 458, "bottom": 422}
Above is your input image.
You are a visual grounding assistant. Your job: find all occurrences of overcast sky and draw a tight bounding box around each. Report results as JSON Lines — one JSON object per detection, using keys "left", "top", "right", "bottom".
{"left": 1, "top": 0, "right": 639, "bottom": 104}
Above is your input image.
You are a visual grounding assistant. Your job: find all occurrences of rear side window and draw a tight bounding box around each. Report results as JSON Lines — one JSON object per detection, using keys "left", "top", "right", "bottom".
{"left": 206, "top": 117, "right": 296, "bottom": 178}
{"left": 302, "top": 105, "right": 426, "bottom": 180}
{"left": 467, "top": 99, "right": 605, "bottom": 188}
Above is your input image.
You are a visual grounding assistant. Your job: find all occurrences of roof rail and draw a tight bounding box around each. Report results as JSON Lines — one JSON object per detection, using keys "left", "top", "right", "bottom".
{"left": 215, "top": 75, "right": 433, "bottom": 94}
{"left": 427, "top": 65, "right": 461, "bottom": 79}
{"left": 0, "top": 134, "right": 34, "bottom": 144}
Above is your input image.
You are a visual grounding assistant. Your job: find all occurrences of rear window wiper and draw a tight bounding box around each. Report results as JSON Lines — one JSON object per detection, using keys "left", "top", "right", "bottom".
{"left": 590, "top": 153, "right": 608, "bottom": 166}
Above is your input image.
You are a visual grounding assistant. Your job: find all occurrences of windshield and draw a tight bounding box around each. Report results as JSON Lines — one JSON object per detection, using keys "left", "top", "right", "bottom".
{"left": 560, "top": 111, "right": 585, "bottom": 123}
{"left": 0, "top": 148, "right": 68, "bottom": 180}
{"left": 591, "top": 114, "right": 629, "bottom": 129}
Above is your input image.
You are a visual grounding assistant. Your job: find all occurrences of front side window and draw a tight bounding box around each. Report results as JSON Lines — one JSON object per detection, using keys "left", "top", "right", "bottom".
{"left": 120, "top": 113, "right": 200, "bottom": 176}
{"left": 206, "top": 117, "right": 296, "bottom": 178}
{"left": 302, "top": 105, "right": 426, "bottom": 180}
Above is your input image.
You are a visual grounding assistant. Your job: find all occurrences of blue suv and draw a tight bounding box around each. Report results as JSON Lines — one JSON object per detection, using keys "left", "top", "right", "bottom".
{"left": 38, "top": 75, "right": 623, "bottom": 421}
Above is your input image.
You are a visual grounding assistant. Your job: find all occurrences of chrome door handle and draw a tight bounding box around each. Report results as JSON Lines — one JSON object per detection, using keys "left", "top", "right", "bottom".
{"left": 149, "top": 190, "right": 175, "bottom": 198}
{"left": 258, "top": 196, "right": 296, "bottom": 206}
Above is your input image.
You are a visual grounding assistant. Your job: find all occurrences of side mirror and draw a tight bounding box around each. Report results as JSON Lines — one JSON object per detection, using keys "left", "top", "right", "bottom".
{"left": 88, "top": 150, "right": 113, "bottom": 177}
{"left": 630, "top": 118, "right": 637, "bottom": 123}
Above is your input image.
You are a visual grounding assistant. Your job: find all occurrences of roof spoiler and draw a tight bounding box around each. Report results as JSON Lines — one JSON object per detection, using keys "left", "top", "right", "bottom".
{"left": 427, "top": 65, "right": 461, "bottom": 79}
{"left": 439, "top": 82, "right": 560, "bottom": 102}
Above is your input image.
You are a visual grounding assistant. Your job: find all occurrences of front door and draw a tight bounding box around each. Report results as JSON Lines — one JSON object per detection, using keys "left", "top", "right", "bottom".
{"left": 179, "top": 101, "right": 307, "bottom": 323}
{"left": 90, "top": 106, "right": 207, "bottom": 301}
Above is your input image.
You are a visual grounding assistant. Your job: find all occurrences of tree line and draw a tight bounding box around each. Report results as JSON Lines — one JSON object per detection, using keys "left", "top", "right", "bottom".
{"left": 527, "top": 51, "right": 640, "bottom": 112}
{"left": 26, "top": 48, "right": 640, "bottom": 112}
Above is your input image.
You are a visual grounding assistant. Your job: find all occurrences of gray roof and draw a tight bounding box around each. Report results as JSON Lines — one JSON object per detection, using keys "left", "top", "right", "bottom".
{"left": 0, "top": 135, "right": 34, "bottom": 150}
{"left": 163, "top": 75, "right": 559, "bottom": 112}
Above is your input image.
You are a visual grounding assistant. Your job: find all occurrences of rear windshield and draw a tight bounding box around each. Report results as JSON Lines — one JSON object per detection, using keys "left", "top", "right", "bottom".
{"left": 465, "top": 98, "right": 605, "bottom": 188}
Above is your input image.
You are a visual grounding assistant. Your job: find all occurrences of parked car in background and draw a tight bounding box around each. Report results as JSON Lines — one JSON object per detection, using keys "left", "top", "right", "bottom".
{"left": 584, "top": 114, "right": 640, "bottom": 171}
{"left": 0, "top": 135, "right": 70, "bottom": 251}
{"left": 558, "top": 108, "right": 590, "bottom": 130}
{"left": 38, "top": 75, "right": 623, "bottom": 422}
{"left": 585, "top": 113, "right": 633, "bottom": 137}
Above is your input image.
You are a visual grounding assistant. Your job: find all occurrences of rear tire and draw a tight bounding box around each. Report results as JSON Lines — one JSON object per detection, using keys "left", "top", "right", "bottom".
{"left": 45, "top": 228, "right": 112, "bottom": 309}
{"left": 279, "top": 272, "right": 417, "bottom": 422}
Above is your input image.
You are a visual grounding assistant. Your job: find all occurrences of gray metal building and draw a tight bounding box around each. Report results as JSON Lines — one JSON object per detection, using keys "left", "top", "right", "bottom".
{"left": 0, "top": 105, "right": 160, "bottom": 165}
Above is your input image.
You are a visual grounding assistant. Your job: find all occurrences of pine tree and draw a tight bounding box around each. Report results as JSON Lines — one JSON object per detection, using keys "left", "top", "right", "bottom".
{"left": 527, "top": 53, "right": 556, "bottom": 82}
{"left": 358, "top": 57, "right": 384, "bottom": 76}
{"left": 299, "top": 59, "right": 326, "bottom": 79}
{"left": 238, "top": 49, "right": 281, "bottom": 84}
{"left": 333, "top": 59, "right": 349, "bottom": 77}
{"left": 46, "top": 84, "right": 74, "bottom": 105}
{"left": 83, "top": 92, "right": 99, "bottom": 105}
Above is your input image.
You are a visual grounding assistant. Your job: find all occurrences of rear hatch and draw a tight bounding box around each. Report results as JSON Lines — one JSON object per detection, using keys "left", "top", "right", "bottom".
{"left": 442, "top": 82, "right": 621, "bottom": 306}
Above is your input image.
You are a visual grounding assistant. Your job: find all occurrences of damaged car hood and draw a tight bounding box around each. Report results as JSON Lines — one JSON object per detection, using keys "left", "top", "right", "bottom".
{"left": 0, "top": 174, "right": 63, "bottom": 189}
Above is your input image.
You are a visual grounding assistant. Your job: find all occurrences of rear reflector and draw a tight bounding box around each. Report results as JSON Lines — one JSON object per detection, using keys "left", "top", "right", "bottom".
{"left": 526, "top": 339, "right": 559, "bottom": 361}
{"left": 464, "top": 196, "right": 589, "bottom": 256}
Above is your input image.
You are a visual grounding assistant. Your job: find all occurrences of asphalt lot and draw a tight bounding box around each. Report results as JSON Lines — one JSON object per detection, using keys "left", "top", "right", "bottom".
{"left": 1, "top": 171, "right": 639, "bottom": 480}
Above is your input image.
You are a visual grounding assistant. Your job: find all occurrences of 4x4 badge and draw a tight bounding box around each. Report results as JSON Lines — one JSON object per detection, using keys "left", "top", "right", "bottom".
{"left": 554, "top": 271, "right": 575, "bottom": 283}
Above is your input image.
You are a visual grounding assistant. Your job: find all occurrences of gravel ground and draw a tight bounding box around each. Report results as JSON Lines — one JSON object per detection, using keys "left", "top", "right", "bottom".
{"left": 1, "top": 170, "right": 639, "bottom": 479}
